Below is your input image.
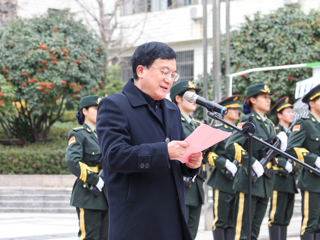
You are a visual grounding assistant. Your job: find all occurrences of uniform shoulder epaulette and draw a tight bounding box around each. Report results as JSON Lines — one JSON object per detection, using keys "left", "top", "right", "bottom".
{"left": 72, "top": 126, "right": 85, "bottom": 132}
{"left": 302, "top": 116, "right": 310, "bottom": 119}
{"left": 194, "top": 120, "right": 202, "bottom": 125}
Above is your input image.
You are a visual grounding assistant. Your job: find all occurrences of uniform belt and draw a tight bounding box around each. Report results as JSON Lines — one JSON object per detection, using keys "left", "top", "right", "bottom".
{"left": 273, "top": 166, "right": 283, "bottom": 171}
{"left": 89, "top": 165, "right": 100, "bottom": 173}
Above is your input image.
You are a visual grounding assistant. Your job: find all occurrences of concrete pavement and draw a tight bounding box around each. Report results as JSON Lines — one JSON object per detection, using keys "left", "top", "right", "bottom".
{"left": 0, "top": 211, "right": 301, "bottom": 240}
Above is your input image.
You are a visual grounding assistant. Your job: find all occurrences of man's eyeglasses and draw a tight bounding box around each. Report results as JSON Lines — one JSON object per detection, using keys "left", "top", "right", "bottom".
{"left": 148, "top": 66, "right": 180, "bottom": 82}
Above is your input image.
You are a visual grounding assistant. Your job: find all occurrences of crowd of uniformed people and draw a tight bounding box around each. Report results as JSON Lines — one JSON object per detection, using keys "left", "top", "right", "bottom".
{"left": 63, "top": 41, "right": 320, "bottom": 240}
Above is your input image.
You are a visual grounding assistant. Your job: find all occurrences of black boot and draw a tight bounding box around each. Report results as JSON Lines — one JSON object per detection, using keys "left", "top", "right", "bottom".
{"left": 213, "top": 228, "right": 225, "bottom": 240}
{"left": 300, "top": 234, "right": 315, "bottom": 240}
{"left": 268, "top": 225, "right": 281, "bottom": 240}
{"left": 315, "top": 233, "right": 320, "bottom": 240}
{"left": 280, "top": 226, "right": 287, "bottom": 239}
{"left": 225, "top": 228, "right": 235, "bottom": 240}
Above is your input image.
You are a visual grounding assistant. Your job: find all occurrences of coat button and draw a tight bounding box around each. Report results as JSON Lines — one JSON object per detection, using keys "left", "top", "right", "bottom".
{"left": 83, "top": 184, "right": 87, "bottom": 188}
{"left": 92, "top": 152, "right": 95, "bottom": 155}
{"left": 145, "top": 163, "right": 150, "bottom": 168}
{"left": 165, "top": 138, "right": 170, "bottom": 143}
{"left": 140, "top": 163, "right": 145, "bottom": 168}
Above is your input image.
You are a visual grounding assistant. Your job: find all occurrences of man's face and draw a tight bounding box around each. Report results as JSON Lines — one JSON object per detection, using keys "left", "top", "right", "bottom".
{"left": 225, "top": 107, "right": 239, "bottom": 122}
{"left": 278, "top": 107, "right": 293, "bottom": 125}
{"left": 310, "top": 97, "right": 320, "bottom": 116}
{"left": 135, "top": 58, "right": 176, "bottom": 101}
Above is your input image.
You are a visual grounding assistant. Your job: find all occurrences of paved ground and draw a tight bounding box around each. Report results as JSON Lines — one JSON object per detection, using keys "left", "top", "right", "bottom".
{"left": 0, "top": 211, "right": 301, "bottom": 240}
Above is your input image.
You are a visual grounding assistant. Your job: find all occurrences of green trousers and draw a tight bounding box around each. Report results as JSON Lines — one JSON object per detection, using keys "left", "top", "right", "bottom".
{"left": 186, "top": 204, "right": 202, "bottom": 240}
{"left": 212, "top": 189, "right": 236, "bottom": 230}
{"left": 268, "top": 190, "right": 295, "bottom": 226}
{"left": 234, "top": 192, "right": 269, "bottom": 240}
{"left": 76, "top": 207, "right": 109, "bottom": 240}
{"left": 300, "top": 191, "right": 320, "bottom": 235}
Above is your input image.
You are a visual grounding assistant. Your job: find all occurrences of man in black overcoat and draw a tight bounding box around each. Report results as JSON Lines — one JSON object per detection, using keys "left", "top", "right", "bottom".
{"left": 96, "top": 41, "right": 202, "bottom": 240}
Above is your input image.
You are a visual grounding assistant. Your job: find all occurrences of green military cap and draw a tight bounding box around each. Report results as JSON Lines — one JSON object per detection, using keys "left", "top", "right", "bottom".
{"left": 246, "top": 83, "right": 275, "bottom": 99}
{"left": 218, "top": 95, "right": 241, "bottom": 108}
{"left": 270, "top": 96, "right": 293, "bottom": 115}
{"left": 302, "top": 84, "right": 320, "bottom": 103}
{"left": 79, "top": 95, "right": 101, "bottom": 109}
{"left": 170, "top": 80, "right": 201, "bottom": 101}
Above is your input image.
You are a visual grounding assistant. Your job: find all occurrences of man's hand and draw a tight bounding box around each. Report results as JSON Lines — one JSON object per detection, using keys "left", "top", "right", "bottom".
{"left": 277, "top": 131, "right": 288, "bottom": 151}
{"left": 252, "top": 160, "right": 264, "bottom": 178}
{"left": 225, "top": 159, "right": 238, "bottom": 177}
{"left": 168, "top": 141, "right": 189, "bottom": 160}
{"left": 96, "top": 177, "right": 104, "bottom": 192}
{"left": 186, "top": 152, "right": 202, "bottom": 169}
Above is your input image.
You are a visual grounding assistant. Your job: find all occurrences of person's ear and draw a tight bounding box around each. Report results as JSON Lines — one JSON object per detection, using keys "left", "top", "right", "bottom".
{"left": 175, "top": 95, "right": 182, "bottom": 104}
{"left": 82, "top": 108, "right": 88, "bottom": 117}
{"left": 250, "top": 97, "right": 256, "bottom": 105}
{"left": 136, "top": 65, "right": 145, "bottom": 79}
{"left": 309, "top": 101, "right": 314, "bottom": 109}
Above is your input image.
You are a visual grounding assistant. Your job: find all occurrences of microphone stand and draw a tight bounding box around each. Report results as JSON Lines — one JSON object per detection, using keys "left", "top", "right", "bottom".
{"left": 207, "top": 111, "right": 320, "bottom": 240}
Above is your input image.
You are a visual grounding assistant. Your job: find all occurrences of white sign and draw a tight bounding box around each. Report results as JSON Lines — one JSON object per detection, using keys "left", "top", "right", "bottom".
{"left": 295, "top": 76, "right": 320, "bottom": 99}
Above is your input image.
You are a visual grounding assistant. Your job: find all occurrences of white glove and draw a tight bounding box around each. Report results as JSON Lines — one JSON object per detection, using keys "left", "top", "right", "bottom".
{"left": 225, "top": 159, "right": 238, "bottom": 177}
{"left": 252, "top": 160, "right": 264, "bottom": 178}
{"left": 96, "top": 177, "right": 104, "bottom": 192}
{"left": 315, "top": 157, "right": 320, "bottom": 169}
{"left": 277, "top": 131, "right": 288, "bottom": 151}
{"left": 285, "top": 162, "right": 293, "bottom": 173}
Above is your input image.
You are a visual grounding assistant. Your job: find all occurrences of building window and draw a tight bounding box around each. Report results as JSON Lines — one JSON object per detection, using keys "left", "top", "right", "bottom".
{"left": 0, "top": 0, "right": 17, "bottom": 28}
{"left": 121, "top": 0, "right": 200, "bottom": 15}
{"left": 176, "top": 50, "right": 194, "bottom": 81}
{"left": 118, "top": 57, "right": 133, "bottom": 82}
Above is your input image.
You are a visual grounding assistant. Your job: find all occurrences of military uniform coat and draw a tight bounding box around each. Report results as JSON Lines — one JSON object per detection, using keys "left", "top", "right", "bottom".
{"left": 96, "top": 78, "right": 199, "bottom": 240}
{"left": 225, "top": 111, "right": 277, "bottom": 198}
{"left": 65, "top": 123, "right": 108, "bottom": 210}
{"left": 273, "top": 124, "right": 297, "bottom": 194}
{"left": 181, "top": 117, "right": 205, "bottom": 206}
{"left": 206, "top": 123, "right": 235, "bottom": 194}
{"left": 286, "top": 113, "right": 320, "bottom": 193}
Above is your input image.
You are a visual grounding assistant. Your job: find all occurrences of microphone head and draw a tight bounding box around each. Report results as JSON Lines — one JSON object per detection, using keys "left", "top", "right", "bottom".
{"left": 221, "top": 107, "right": 228, "bottom": 115}
{"left": 183, "top": 91, "right": 197, "bottom": 103}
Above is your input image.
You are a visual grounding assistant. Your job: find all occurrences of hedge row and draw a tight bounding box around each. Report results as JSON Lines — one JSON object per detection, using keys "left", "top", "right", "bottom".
{"left": 0, "top": 121, "right": 81, "bottom": 174}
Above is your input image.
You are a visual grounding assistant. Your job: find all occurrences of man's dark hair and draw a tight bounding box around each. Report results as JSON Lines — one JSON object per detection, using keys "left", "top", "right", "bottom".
{"left": 131, "top": 42, "right": 176, "bottom": 79}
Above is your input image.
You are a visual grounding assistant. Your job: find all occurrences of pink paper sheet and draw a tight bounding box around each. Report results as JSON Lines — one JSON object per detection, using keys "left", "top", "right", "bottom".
{"left": 177, "top": 124, "right": 232, "bottom": 163}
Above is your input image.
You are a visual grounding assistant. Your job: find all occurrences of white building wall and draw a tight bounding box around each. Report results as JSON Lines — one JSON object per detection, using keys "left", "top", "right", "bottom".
{"left": 12, "top": 0, "right": 320, "bottom": 81}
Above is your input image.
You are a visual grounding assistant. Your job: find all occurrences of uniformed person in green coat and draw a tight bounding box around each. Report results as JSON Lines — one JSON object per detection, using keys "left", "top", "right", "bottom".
{"left": 65, "top": 95, "right": 109, "bottom": 240}
{"left": 206, "top": 95, "right": 240, "bottom": 240}
{"left": 286, "top": 84, "right": 320, "bottom": 240}
{"left": 170, "top": 80, "right": 206, "bottom": 240}
{"left": 268, "top": 96, "right": 298, "bottom": 240}
{"left": 225, "top": 83, "right": 286, "bottom": 240}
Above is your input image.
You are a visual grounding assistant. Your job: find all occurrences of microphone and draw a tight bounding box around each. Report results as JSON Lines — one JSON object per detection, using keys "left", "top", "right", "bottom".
{"left": 183, "top": 91, "right": 228, "bottom": 115}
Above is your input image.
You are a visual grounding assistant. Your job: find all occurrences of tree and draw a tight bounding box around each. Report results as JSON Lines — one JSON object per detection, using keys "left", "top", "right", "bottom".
{"left": 74, "top": 0, "right": 148, "bottom": 63}
{"left": 194, "top": 4, "right": 320, "bottom": 120}
{"left": 0, "top": 10, "right": 107, "bottom": 144}
{"left": 96, "top": 65, "right": 124, "bottom": 97}
{"left": 227, "top": 4, "right": 320, "bottom": 100}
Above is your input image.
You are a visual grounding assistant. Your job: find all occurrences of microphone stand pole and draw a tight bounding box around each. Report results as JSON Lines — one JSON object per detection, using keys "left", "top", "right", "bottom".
{"left": 207, "top": 111, "right": 320, "bottom": 240}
